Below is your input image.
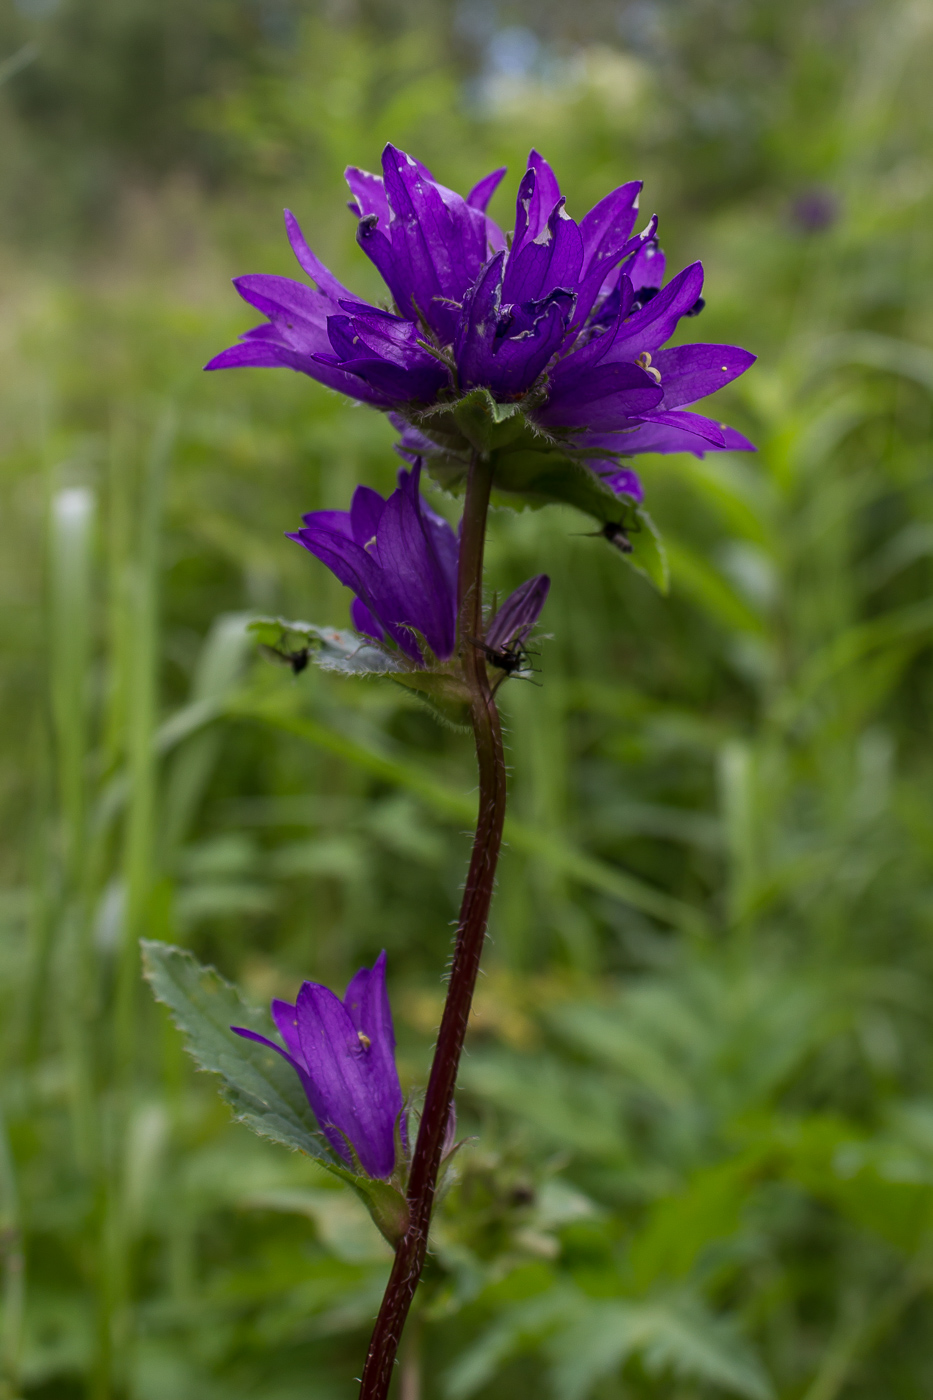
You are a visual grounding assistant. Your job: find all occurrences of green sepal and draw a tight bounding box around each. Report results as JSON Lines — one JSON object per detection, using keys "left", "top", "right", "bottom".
{"left": 321, "top": 1162, "right": 410, "bottom": 1246}
{"left": 390, "top": 668, "right": 472, "bottom": 730}
{"left": 248, "top": 617, "right": 406, "bottom": 677}
{"left": 451, "top": 388, "right": 527, "bottom": 454}
{"left": 140, "top": 940, "right": 327, "bottom": 1160}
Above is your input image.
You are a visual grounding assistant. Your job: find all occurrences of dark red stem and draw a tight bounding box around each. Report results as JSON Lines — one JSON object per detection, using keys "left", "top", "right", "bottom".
{"left": 358, "top": 453, "right": 506, "bottom": 1400}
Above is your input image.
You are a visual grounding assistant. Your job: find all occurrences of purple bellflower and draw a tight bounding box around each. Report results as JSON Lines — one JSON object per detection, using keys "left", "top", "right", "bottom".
{"left": 232, "top": 951, "right": 404, "bottom": 1180}
{"left": 289, "top": 462, "right": 550, "bottom": 668}
{"left": 206, "top": 146, "right": 755, "bottom": 509}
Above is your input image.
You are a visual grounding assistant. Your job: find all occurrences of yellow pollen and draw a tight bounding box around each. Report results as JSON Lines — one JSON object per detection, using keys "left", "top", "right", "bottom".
{"left": 358, "top": 1032, "right": 371, "bottom": 1050}
{"left": 636, "top": 350, "right": 662, "bottom": 385}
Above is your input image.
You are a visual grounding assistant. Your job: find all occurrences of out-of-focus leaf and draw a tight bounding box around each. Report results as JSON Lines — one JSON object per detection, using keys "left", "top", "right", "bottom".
{"left": 547, "top": 1293, "right": 774, "bottom": 1400}
{"left": 445, "top": 1285, "right": 576, "bottom": 1399}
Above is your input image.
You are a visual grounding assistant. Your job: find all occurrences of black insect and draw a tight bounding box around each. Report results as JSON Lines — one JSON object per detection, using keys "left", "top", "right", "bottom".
{"left": 259, "top": 643, "right": 311, "bottom": 674}
{"left": 467, "top": 635, "right": 537, "bottom": 677}
{"left": 602, "top": 520, "right": 634, "bottom": 554}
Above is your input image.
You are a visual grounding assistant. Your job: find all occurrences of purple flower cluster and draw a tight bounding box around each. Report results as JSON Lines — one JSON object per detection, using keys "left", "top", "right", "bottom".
{"left": 233, "top": 952, "right": 404, "bottom": 1179}
{"left": 290, "top": 463, "right": 549, "bottom": 668}
{"left": 206, "top": 146, "right": 755, "bottom": 494}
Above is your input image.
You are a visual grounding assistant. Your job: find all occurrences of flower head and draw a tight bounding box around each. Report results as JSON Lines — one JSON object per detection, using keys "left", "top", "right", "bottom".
{"left": 289, "top": 462, "right": 550, "bottom": 670}
{"left": 290, "top": 463, "right": 458, "bottom": 665}
{"left": 232, "top": 951, "right": 404, "bottom": 1179}
{"left": 206, "top": 146, "right": 755, "bottom": 516}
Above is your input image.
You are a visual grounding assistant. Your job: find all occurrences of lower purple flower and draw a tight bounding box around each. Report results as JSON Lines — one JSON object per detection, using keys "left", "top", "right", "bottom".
{"left": 289, "top": 462, "right": 551, "bottom": 669}
{"left": 232, "top": 951, "right": 404, "bottom": 1179}
{"left": 290, "top": 463, "right": 458, "bottom": 664}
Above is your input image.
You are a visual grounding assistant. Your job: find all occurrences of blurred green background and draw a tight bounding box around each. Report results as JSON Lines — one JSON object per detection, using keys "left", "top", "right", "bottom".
{"left": 3, "top": 0, "right": 933, "bottom": 1396}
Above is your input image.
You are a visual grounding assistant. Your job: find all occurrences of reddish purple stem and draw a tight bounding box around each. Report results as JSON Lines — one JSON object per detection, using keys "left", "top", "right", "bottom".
{"left": 358, "top": 453, "right": 506, "bottom": 1400}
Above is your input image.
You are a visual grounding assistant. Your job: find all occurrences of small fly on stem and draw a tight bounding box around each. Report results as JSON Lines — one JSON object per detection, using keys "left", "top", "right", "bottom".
{"left": 467, "top": 635, "right": 540, "bottom": 686}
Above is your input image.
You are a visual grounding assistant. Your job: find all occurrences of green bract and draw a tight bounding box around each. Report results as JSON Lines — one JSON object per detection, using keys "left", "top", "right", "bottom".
{"left": 409, "top": 389, "right": 670, "bottom": 593}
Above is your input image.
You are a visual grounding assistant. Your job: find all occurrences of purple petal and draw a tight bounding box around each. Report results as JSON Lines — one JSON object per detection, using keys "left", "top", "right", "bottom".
{"left": 390, "top": 418, "right": 439, "bottom": 465}
{"left": 370, "top": 464, "right": 457, "bottom": 660}
{"left": 343, "top": 951, "right": 404, "bottom": 1149}
{"left": 300, "top": 508, "right": 353, "bottom": 536}
{"left": 288, "top": 523, "right": 400, "bottom": 648}
{"left": 344, "top": 166, "right": 391, "bottom": 225}
{"left": 375, "top": 144, "right": 488, "bottom": 341}
{"left": 630, "top": 409, "right": 726, "bottom": 447}
{"left": 486, "top": 575, "right": 550, "bottom": 651}
{"left": 467, "top": 167, "right": 507, "bottom": 211}
{"left": 283, "top": 210, "right": 356, "bottom": 301}
{"left": 597, "top": 413, "right": 756, "bottom": 456}
{"left": 455, "top": 251, "right": 507, "bottom": 386}
{"left": 457, "top": 256, "right": 571, "bottom": 396}
{"left": 232, "top": 273, "right": 337, "bottom": 337}
{"left": 526, "top": 150, "right": 562, "bottom": 240}
{"left": 594, "top": 465, "right": 644, "bottom": 502}
{"left": 351, "top": 597, "right": 385, "bottom": 641}
{"left": 546, "top": 278, "right": 637, "bottom": 384}
{"left": 271, "top": 1000, "right": 306, "bottom": 1067}
{"left": 349, "top": 484, "right": 388, "bottom": 546}
{"left": 651, "top": 343, "right": 757, "bottom": 409}
{"left": 296, "top": 981, "right": 399, "bottom": 1177}
{"left": 290, "top": 466, "right": 458, "bottom": 665}
{"left": 538, "top": 361, "right": 664, "bottom": 428}
{"left": 606, "top": 262, "right": 705, "bottom": 361}
{"left": 603, "top": 214, "right": 659, "bottom": 295}
{"left": 329, "top": 309, "right": 444, "bottom": 373}
{"left": 579, "top": 181, "right": 642, "bottom": 278}
{"left": 501, "top": 199, "right": 583, "bottom": 306}
{"left": 511, "top": 167, "right": 537, "bottom": 259}
{"left": 626, "top": 239, "right": 666, "bottom": 293}
{"left": 230, "top": 1023, "right": 327, "bottom": 1131}
{"left": 399, "top": 465, "right": 460, "bottom": 592}
{"left": 467, "top": 168, "right": 509, "bottom": 255}
{"left": 204, "top": 338, "right": 390, "bottom": 405}
{"left": 314, "top": 352, "right": 447, "bottom": 404}
{"left": 323, "top": 310, "right": 450, "bottom": 403}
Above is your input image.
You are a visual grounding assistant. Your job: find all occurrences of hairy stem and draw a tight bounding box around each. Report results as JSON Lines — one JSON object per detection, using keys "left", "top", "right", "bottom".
{"left": 358, "top": 454, "right": 506, "bottom": 1400}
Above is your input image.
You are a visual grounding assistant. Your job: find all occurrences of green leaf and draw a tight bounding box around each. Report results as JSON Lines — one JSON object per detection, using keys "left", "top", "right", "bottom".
{"left": 140, "top": 939, "right": 327, "bottom": 1160}
{"left": 627, "top": 508, "right": 670, "bottom": 594}
{"left": 248, "top": 617, "right": 406, "bottom": 677}
{"left": 548, "top": 1294, "right": 774, "bottom": 1400}
{"left": 445, "top": 1285, "right": 576, "bottom": 1399}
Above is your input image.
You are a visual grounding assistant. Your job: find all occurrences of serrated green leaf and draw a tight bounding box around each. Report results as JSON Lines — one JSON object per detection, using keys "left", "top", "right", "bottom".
{"left": 140, "top": 939, "right": 328, "bottom": 1160}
